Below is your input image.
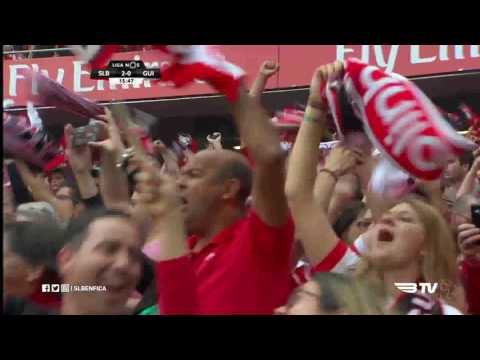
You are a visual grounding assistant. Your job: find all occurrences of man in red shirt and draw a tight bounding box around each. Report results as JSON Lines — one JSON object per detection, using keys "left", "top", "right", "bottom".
{"left": 135, "top": 86, "right": 294, "bottom": 314}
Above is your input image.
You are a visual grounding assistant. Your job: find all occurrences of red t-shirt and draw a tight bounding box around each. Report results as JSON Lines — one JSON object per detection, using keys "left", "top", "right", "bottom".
{"left": 155, "top": 210, "right": 294, "bottom": 314}
{"left": 462, "top": 258, "right": 480, "bottom": 315}
{"left": 29, "top": 272, "right": 62, "bottom": 310}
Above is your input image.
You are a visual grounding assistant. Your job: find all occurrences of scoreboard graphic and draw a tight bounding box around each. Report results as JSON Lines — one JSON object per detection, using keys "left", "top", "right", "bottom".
{"left": 90, "top": 60, "right": 161, "bottom": 85}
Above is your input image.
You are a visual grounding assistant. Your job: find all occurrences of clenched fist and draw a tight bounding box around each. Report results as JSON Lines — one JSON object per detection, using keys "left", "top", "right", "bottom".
{"left": 308, "top": 61, "right": 344, "bottom": 110}
{"left": 259, "top": 61, "right": 279, "bottom": 78}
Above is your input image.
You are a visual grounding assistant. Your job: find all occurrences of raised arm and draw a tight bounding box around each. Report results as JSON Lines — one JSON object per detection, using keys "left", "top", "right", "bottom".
{"left": 354, "top": 153, "right": 397, "bottom": 222}
{"left": 315, "top": 150, "right": 363, "bottom": 212}
{"left": 152, "top": 139, "right": 180, "bottom": 178}
{"left": 131, "top": 154, "right": 198, "bottom": 314}
{"left": 231, "top": 86, "right": 288, "bottom": 226}
{"left": 285, "top": 62, "right": 361, "bottom": 265}
{"left": 64, "top": 124, "right": 98, "bottom": 201}
{"left": 88, "top": 108, "right": 131, "bottom": 211}
{"left": 13, "top": 160, "right": 73, "bottom": 221}
{"left": 249, "top": 61, "right": 279, "bottom": 100}
{"left": 457, "top": 149, "right": 480, "bottom": 199}
{"left": 13, "top": 160, "right": 52, "bottom": 203}
{"left": 206, "top": 132, "right": 223, "bottom": 151}
{"left": 236, "top": 61, "right": 280, "bottom": 154}
{"left": 6, "top": 161, "right": 34, "bottom": 205}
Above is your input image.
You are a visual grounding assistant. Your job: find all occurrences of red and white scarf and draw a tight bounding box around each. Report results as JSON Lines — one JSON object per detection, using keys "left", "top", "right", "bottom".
{"left": 323, "top": 59, "right": 474, "bottom": 184}
{"left": 27, "top": 70, "right": 105, "bottom": 122}
{"left": 3, "top": 104, "right": 64, "bottom": 172}
{"left": 158, "top": 45, "right": 245, "bottom": 102}
{"left": 25, "top": 70, "right": 159, "bottom": 165}
{"left": 339, "top": 58, "right": 475, "bottom": 181}
{"left": 70, "top": 45, "right": 245, "bottom": 102}
{"left": 460, "top": 103, "right": 480, "bottom": 144}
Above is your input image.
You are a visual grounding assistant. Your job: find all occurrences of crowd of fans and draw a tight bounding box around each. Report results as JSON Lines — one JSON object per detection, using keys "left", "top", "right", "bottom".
{"left": 3, "top": 45, "right": 152, "bottom": 60}
{"left": 3, "top": 59, "right": 480, "bottom": 315}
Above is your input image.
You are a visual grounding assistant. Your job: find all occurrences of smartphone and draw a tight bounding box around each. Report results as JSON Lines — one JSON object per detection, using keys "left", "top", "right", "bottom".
{"left": 471, "top": 204, "right": 480, "bottom": 228}
{"left": 72, "top": 123, "right": 101, "bottom": 147}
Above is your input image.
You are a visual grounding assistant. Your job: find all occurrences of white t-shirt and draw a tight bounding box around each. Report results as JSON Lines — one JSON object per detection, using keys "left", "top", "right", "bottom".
{"left": 310, "top": 236, "right": 364, "bottom": 274}
{"left": 442, "top": 303, "right": 463, "bottom": 315}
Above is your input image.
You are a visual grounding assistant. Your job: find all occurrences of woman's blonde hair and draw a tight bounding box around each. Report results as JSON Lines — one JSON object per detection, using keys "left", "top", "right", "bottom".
{"left": 356, "top": 197, "right": 459, "bottom": 301}
{"left": 310, "top": 272, "right": 386, "bottom": 315}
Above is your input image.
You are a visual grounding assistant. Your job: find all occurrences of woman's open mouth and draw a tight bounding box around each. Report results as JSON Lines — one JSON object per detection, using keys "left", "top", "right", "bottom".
{"left": 377, "top": 228, "right": 394, "bottom": 243}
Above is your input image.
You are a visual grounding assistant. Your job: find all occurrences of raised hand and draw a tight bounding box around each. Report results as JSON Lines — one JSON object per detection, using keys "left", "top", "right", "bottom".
{"left": 308, "top": 61, "right": 344, "bottom": 110}
{"left": 88, "top": 108, "right": 126, "bottom": 158}
{"left": 259, "top": 61, "right": 279, "bottom": 78}
{"left": 13, "top": 159, "right": 45, "bottom": 189}
{"left": 131, "top": 155, "right": 181, "bottom": 218}
{"left": 64, "top": 124, "right": 93, "bottom": 174}
{"left": 249, "top": 60, "right": 280, "bottom": 100}
{"left": 206, "top": 132, "right": 223, "bottom": 150}
{"left": 323, "top": 145, "right": 364, "bottom": 178}
{"left": 458, "top": 223, "right": 480, "bottom": 261}
{"left": 456, "top": 147, "right": 480, "bottom": 199}
{"left": 152, "top": 139, "right": 180, "bottom": 176}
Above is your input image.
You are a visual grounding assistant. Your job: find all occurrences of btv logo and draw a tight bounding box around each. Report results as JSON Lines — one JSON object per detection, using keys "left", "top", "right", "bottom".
{"left": 394, "top": 282, "right": 438, "bottom": 294}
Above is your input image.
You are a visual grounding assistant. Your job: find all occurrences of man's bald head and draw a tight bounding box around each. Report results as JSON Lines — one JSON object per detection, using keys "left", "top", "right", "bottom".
{"left": 178, "top": 150, "right": 253, "bottom": 235}
{"left": 191, "top": 149, "right": 249, "bottom": 166}
{"left": 190, "top": 150, "right": 252, "bottom": 204}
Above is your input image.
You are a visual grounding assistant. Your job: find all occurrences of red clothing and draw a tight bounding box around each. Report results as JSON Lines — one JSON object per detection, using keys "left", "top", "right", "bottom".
{"left": 155, "top": 210, "right": 294, "bottom": 314}
{"left": 156, "top": 256, "right": 198, "bottom": 314}
{"left": 287, "top": 240, "right": 362, "bottom": 291}
{"left": 311, "top": 239, "right": 362, "bottom": 274}
{"left": 239, "top": 147, "right": 255, "bottom": 168}
{"left": 291, "top": 264, "right": 309, "bottom": 287}
{"left": 462, "top": 258, "right": 480, "bottom": 315}
{"left": 29, "top": 289, "right": 62, "bottom": 310}
{"left": 28, "top": 273, "right": 62, "bottom": 310}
